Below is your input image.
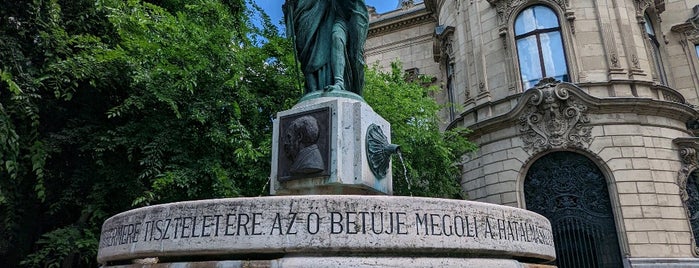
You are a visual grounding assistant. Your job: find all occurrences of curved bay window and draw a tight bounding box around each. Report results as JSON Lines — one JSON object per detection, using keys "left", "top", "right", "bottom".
{"left": 644, "top": 13, "right": 667, "bottom": 84}
{"left": 515, "top": 5, "right": 569, "bottom": 90}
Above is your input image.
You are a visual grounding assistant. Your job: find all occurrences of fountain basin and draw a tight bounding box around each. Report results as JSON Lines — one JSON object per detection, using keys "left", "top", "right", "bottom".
{"left": 98, "top": 195, "right": 555, "bottom": 266}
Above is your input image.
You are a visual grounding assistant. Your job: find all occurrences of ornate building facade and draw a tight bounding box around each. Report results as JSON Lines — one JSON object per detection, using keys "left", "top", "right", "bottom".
{"left": 367, "top": 0, "right": 699, "bottom": 266}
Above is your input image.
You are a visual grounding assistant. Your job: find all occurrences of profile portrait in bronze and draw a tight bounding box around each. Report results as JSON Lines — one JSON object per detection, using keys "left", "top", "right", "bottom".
{"left": 284, "top": 115, "right": 325, "bottom": 175}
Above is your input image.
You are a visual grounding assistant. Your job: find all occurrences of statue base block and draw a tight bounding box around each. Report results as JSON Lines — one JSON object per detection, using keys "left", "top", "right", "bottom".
{"left": 271, "top": 97, "right": 392, "bottom": 195}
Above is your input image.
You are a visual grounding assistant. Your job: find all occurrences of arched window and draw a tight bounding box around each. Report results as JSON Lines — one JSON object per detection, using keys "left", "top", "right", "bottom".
{"left": 644, "top": 13, "right": 667, "bottom": 84}
{"left": 695, "top": 44, "right": 698, "bottom": 59}
{"left": 515, "top": 5, "right": 569, "bottom": 90}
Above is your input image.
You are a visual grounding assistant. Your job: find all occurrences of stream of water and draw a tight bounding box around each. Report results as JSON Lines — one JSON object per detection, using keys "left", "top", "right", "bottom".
{"left": 396, "top": 150, "right": 413, "bottom": 197}
{"left": 259, "top": 177, "right": 271, "bottom": 196}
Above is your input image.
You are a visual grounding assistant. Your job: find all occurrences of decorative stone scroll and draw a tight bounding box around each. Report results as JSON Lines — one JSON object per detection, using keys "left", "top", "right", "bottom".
{"left": 674, "top": 137, "right": 699, "bottom": 256}
{"left": 518, "top": 78, "right": 592, "bottom": 153}
{"left": 671, "top": 22, "right": 699, "bottom": 54}
{"left": 433, "top": 25, "right": 455, "bottom": 63}
{"left": 634, "top": 0, "right": 654, "bottom": 19}
{"left": 634, "top": 0, "right": 665, "bottom": 20}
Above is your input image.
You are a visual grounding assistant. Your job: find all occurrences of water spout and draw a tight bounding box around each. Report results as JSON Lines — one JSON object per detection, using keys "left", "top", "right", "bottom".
{"left": 384, "top": 144, "right": 400, "bottom": 155}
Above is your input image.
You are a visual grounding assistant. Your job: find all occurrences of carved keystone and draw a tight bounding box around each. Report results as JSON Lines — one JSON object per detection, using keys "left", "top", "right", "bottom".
{"left": 518, "top": 78, "right": 592, "bottom": 153}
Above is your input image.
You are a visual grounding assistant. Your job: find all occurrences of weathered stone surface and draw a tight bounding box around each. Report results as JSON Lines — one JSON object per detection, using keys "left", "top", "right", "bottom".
{"left": 627, "top": 258, "right": 699, "bottom": 267}
{"left": 97, "top": 196, "right": 555, "bottom": 265}
{"left": 271, "top": 97, "right": 393, "bottom": 195}
{"left": 107, "top": 258, "right": 557, "bottom": 268}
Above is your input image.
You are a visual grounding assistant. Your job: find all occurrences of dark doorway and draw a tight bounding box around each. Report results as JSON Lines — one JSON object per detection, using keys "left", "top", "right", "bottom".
{"left": 524, "top": 152, "right": 623, "bottom": 267}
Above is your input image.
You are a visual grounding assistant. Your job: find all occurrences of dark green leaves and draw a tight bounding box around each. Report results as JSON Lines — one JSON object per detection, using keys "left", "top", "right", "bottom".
{"left": 0, "top": 0, "right": 295, "bottom": 266}
{"left": 364, "top": 63, "right": 477, "bottom": 198}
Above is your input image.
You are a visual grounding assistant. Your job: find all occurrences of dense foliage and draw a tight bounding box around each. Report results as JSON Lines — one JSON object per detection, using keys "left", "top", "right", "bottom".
{"left": 365, "top": 63, "right": 476, "bottom": 198}
{"left": 0, "top": 0, "right": 475, "bottom": 266}
{"left": 0, "top": 0, "right": 296, "bottom": 266}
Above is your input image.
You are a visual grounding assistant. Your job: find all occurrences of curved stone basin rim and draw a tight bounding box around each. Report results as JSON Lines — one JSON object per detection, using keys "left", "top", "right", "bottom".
{"left": 97, "top": 195, "right": 556, "bottom": 264}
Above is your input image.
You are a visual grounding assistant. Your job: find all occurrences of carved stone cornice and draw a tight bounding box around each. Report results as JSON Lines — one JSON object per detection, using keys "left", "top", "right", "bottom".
{"left": 672, "top": 22, "right": 699, "bottom": 44}
{"left": 368, "top": 5, "right": 435, "bottom": 38}
{"left": 433, "top": 25, "right": 455, "bottom": 63}
{"left": 634, "top": 0, "right": 654, "bottom": 19}
{"left": 424, "top": 0, "right": 438, "bottom": 13}
{"left": 654, "top": 0, "right": 666, "bottom": 13}
{"left": 673, "top": 137, "right": 699, "bottom": 256}
{"left": 454, "top": 81, "right": 698, "bottom": 147}
{"left": 518, "top": 78, "right": 592, "bottom": 154}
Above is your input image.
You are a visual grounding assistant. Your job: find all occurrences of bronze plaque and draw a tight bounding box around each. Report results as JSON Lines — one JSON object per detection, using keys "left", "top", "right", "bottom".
{"left": 277, "top": 107, "right": 331, "bottom": 182}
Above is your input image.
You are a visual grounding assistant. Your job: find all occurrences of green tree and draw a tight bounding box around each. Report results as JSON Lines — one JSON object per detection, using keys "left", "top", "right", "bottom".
{"left": 0, "top": 0, "right": 473, "bottom": 266}
{"left": 364, "top": 63, "right": 477, "bottom": 198}
{"left": 0, "top": 0, "right": 297, "bottom": 266}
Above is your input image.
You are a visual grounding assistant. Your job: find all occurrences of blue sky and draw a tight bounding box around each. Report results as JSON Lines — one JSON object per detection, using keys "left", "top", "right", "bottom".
{"left": 253, "top": 0, "right": 399, "bottom": 26}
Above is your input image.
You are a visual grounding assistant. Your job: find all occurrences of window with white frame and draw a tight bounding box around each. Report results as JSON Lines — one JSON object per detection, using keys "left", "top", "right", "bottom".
{"left": 514, "top": 5, "right": 569, "bottom": 90}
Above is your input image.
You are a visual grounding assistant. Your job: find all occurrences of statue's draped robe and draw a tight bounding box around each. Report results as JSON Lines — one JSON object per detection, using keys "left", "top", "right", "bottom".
{"left": 286, "top": 0, "right": 368, "bottom": 95}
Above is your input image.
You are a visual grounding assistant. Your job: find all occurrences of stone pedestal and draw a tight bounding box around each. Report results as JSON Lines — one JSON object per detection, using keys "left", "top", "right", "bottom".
{"left": 271, "top": 97, "right": 393, "bottom": 195}
{"left": 97, "top": 97, "right": 559, "bottom": 268}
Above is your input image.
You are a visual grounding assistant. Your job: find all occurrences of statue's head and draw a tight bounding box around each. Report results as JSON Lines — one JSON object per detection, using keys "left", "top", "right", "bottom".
{"left": 284, "top": 115, "right": 320, "bottom": 161}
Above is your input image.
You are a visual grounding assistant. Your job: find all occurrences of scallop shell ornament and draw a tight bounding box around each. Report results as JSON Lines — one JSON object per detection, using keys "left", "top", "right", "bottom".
{"left": 366, "top": 124, "right": 399, "bottom": 180}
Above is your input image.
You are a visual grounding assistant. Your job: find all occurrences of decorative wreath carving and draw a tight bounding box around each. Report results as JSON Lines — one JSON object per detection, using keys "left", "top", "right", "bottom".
{"left": 519, "top": 78, "right": 592, "bottom": 153}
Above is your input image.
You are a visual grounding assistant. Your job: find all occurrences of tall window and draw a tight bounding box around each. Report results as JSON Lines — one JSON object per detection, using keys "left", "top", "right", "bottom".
{"left": 515, "top": 5, "right": 569, "bottom": 90}
{"left": 644, "top": 13, "right": 667, "bottom": 84}
{"left": 446, "top": 62, "right": 456, "bottom": 121}
{"left": 695, "top": 44, "right": 699, "bottom": 59}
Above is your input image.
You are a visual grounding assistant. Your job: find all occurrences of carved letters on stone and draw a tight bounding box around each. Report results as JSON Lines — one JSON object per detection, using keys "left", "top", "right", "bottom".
{"left": 518, "top": 78, "right": 592, "bottom": 153}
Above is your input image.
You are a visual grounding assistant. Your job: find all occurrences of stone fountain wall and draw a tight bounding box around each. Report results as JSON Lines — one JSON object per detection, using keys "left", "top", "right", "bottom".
{"left": 98, "top": 196, "right": 555, "bottom": 267}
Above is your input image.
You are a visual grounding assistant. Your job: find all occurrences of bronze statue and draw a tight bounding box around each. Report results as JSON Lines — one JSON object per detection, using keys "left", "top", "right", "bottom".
{"left": 284, "top": 0, "right": 369, "bottom": 98}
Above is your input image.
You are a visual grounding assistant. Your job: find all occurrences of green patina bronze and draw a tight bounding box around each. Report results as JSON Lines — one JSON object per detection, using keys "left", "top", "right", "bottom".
{"left": 284, "top": 0, "right": 369, "bottom": 102}
{"left": 366, "top": 124, "right": 400, "bottom": 180}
